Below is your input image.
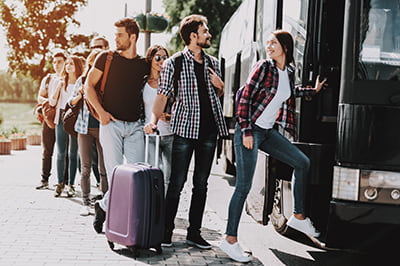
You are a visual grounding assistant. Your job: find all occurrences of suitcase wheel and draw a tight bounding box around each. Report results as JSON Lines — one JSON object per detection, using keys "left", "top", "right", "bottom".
{"left": 107, "top": 241, "right": 115, "bottom": 250}
{"left": 128, "top": 246, "right": 139, "bottom": 258}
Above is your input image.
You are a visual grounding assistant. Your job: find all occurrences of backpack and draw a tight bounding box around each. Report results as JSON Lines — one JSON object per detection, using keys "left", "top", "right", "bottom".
{"left": 163, "top": 52, "right": 183, "bottom": 114}
{"left": 35, "top": 74, "right": 52, "bottom": 124}
{"left": 234, "top": 85, "right": 245, "bottom": 121}
{"left": 85, "top": 50, "right": 113, "bottom": 121}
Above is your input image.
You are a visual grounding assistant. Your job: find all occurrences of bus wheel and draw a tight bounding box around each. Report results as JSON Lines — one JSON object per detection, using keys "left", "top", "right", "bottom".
{"left": 270, "top": 179, "right": 288, "bottom": 233}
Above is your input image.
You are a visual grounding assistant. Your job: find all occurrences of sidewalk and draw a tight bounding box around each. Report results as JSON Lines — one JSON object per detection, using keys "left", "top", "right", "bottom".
{"left": 0, "top": 145, "right": 265, "bottom": 266}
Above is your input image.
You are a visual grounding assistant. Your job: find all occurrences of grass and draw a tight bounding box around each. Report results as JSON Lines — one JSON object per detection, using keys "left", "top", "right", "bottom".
{"left": 0, "top": 102, "right": 42, "bottom": 134}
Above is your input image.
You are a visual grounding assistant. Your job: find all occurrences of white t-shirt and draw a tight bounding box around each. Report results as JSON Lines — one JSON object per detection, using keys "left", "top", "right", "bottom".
{"left": 143, "top": 82, "right": 173, "bottom": 136}
{"left": 255, "top": 68, "right": 291, "bottom": 129}
{"left": 54, "top": 83, "right": 75, "bottom": 125}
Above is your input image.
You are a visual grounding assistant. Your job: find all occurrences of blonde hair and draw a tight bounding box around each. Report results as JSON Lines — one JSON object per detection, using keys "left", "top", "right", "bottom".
{"left": 84, "top": 48, "right": 103, "bottom": 76}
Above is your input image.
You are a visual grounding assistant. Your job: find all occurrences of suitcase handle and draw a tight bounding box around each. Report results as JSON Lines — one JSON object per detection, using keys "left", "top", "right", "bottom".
{"left": 144, "top": 131, "right": 160, "bottom": 167}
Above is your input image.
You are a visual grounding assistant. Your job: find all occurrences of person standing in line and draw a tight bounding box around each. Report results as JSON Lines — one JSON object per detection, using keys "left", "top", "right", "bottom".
{"left": 85, "top": 17, "right": 149, "bottom": 234}
{"left": 220, "top": 30, "right": 327, "bottom": 263}
{"left": 143, "top": 45, "right": 173, "bottom": 193}
{"left": 88, "top": 38, "right": 109, "bottom": 193}
{"left": 90, "top": 36, "right": 110, "bottom": 50}
{"left": 51, "top": 55, "right": 84, "bottom": 198}
{"left": 36, "top": 51, "right": 67, "bottom": 190}
{"left": 68, "top": 49, "right": 108, "bottom": 216}
{"left": 144, "top": 14, "right": 228, "bottom": 249}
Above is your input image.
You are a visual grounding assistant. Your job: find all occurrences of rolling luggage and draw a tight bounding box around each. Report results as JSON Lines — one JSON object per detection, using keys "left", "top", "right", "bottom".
{"left": 105, "top": 134, "right": 165, "bottom": 256}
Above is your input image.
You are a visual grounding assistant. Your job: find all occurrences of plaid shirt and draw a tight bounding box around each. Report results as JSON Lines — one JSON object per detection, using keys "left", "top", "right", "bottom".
{"left": 237, "top": 59, "right": 316, "bottom": 139}
{"left": 158, "top": 47, "right": 228, "bottom": 139}
{"left": 67, "top": 77, "right": 93, "bottom": 135}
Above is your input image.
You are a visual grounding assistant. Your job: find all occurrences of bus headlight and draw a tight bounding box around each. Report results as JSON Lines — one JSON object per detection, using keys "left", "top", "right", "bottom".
{"left": 364, "top": 170, "right": 400, "bottom": 189}
{"left": 332, "top": 166, "right": 360, "bottom": 201}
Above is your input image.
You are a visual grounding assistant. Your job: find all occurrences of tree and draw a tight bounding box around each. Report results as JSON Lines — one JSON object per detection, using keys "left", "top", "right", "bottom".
{"left": 0, "top": 0, "right": 89, "bottom": 81}
{"left": 163, "top": 0, "right": 242, "bottom": 56}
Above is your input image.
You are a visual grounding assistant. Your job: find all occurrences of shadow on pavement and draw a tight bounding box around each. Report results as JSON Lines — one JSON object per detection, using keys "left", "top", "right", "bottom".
{"left": 270, "top": 247, "right": 384, "bottom": 266}
{"left": 109, "top": 217, "right": 264, "bottom": 265}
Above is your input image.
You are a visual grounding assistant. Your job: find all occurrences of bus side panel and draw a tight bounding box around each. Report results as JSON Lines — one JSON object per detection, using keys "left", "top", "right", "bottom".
{"left": 326, "top": 200, "right": 400, "bottom": 249}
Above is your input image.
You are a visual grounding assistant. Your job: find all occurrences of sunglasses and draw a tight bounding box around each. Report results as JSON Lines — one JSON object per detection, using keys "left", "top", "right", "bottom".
{"left": 154, "top": 55, "right": 168, "bottom": 62}
{"left": 90, "top": 45, "right": 104, "bottom": 49}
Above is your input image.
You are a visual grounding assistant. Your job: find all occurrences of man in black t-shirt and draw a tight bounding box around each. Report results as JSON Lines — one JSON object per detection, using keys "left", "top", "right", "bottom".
{"left": 85, "top": 17, "right": 149, "bottom": 234}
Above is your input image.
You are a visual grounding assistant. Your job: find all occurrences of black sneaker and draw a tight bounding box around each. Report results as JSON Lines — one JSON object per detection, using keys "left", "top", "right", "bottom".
{"left": 36, "top": 181, "right": 49, "bottom": 190}
{"left": 93, "top": 202, "right": 106, "bottom": 234}
{"left": 186, "top": 233, "right": 212, "bottom": 249}
{"left": 161, "top": 230, "right": 173, "bottom": 247}
{"left": 91, "top": 194, "right": 103, "bottom": 202}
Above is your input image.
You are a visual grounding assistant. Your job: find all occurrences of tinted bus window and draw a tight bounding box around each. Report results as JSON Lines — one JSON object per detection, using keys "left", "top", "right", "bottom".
{"left": 283, "top": 0, "right": 309, "bottom": 84}
{"left": 359, "top": 0, "right": 400, "bottom": 80}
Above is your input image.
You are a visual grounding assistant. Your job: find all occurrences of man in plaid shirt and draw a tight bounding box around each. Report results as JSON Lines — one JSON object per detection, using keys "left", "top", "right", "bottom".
{"left": 144, "top": 14, "right": 228, "bottom": 249}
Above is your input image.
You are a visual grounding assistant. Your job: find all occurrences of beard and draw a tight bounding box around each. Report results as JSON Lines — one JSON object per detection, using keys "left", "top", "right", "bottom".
{"left": 197, "top": 39, "right": 211, "bottom": 48}
{"left": 116, "top": 40, "right": 131, "bottom": 51}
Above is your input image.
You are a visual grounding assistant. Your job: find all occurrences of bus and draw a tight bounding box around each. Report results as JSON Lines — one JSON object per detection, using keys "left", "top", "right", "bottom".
{"left": 218, "top": 0, "right": 400, "bottom": 250}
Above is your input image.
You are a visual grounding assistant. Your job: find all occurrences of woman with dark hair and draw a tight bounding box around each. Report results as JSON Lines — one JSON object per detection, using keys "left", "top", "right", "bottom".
{"left": 51, "top": 55, "right": 84, "bottom": 198}
{"left": 68, "top": 49, "right": 108, "bottom": 216}
{"left": 220, "top": 30, "right": 327, "bottom": 263}
{"left": 143, "top": 44, "right": 173, "bottom": 192}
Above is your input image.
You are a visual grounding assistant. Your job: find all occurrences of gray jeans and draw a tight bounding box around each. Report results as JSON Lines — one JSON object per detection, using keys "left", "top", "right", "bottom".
{"left": 78, "top": 128, "right": 107, "bottom": 205}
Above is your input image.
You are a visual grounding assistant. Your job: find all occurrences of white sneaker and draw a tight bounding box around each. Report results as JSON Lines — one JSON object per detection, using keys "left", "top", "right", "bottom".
{"left": 287, "top": 216, "right": 320, "bottom": 237}
{"left": 219, "top": 239, "right": 251, "bottom": 263}
{"left": 79, "top": 205, "right": 91, "bottom": 216}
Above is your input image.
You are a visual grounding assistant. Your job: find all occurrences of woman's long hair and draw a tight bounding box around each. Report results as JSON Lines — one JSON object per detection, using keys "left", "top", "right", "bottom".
{"left": 272, "top": 30, "right": 295, "bottom": 66}
{"left": 84, "top": 48, "right": 103, "bottom": 77}
{"left": 62, "top": 55, "right": 85, "bottom": 91}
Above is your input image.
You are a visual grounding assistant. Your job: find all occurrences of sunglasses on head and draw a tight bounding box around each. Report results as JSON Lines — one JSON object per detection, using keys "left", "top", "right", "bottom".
{"left": 90, "top": 45, "right": 104, "bottom": 49}
{"left": 154, "top": 55, "right": 168, "bottom": 62}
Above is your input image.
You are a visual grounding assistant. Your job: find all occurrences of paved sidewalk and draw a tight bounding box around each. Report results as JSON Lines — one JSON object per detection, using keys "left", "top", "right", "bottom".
{"left": 0, "top": 145, "right": 264, "bottom": 265}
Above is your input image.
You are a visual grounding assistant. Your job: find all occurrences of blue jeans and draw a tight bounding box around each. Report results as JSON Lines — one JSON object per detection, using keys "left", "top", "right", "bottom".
{"left": 147, "top": 134, "right": 173, "bottom": 194}
{"left": 98, "top": 120, "right": 145, "bottom": 211}
{"left": 164, "top": 133, "right": 217, "bottom": 235}
{"left": 226, "top": 124, "right": 310, "bottom": 236}
{"left": 55, "top": 116, "right": 78, "bottom": 185}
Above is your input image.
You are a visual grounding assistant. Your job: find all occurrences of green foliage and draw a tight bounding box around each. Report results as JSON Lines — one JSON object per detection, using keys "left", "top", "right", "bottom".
{"left": 163, "top": 0, "right": 242, "bottom": 56}
{"left": 0, "top": 71, "right": 37, "bottom": 102}
{"left": 0, "top": 102, "right": 40, "bottom": 134}
{"left": 0, "top": 0, "right": 89, "bottom": 81}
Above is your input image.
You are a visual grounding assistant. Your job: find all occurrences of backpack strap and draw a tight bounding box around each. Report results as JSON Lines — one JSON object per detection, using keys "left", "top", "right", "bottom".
{"left": 41, "top": 74, "right": 52, "bottom": 98}
{"left": 172, "top": 52, "right": 183, "bottom": 98}
{"left": 99, "top": 50, "right": 114, "bottom": 96}
{"left": 44, "top": 73, "right": 52, "bottom": 89}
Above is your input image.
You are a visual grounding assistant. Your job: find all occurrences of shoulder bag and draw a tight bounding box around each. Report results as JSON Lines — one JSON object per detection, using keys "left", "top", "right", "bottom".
{"left": 63, "top": 77, "right": 86, "bottom": 136}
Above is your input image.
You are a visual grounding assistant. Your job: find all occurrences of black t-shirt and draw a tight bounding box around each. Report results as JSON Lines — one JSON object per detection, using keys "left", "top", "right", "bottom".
{"left": 194, "top": 60, "right": 217, "bottom": 139}
{"left": 95, "top": 51, "right": 149, "bottom": 122}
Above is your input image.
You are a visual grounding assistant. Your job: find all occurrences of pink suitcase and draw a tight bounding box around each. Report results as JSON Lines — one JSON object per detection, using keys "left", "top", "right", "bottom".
{"left": 105, "top": 134, "right": 165, "bottom": 256}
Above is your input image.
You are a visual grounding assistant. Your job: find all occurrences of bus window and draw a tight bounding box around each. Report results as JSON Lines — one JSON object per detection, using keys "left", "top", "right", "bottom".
{"left": 359, "top": 0, "right": 400, "bottom": 80}
{"left": 283, "top": 0, "right": 309, "bottom": 85}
